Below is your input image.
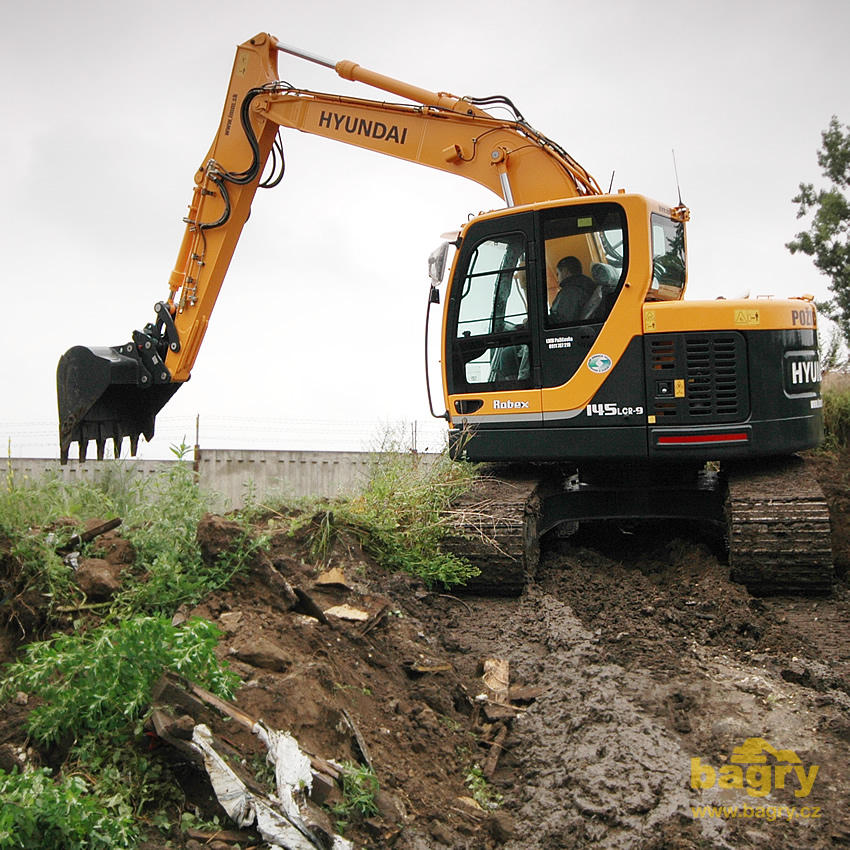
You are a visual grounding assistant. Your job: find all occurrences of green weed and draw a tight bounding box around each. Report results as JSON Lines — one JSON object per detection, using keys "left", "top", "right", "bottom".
{"left": 822, "top": 386, "right": 850, "bottom": 449}
{"left": 465, "top": 763, "right": 503, "bottom": 810}
{"left": 332, "top": 761, "right": 380, "bottom": 830}
{"left": 0, "top": 616, "right": 237, "bottom": 747}
{"left": 0, "top": 766, "right": 138, "bottom": 849}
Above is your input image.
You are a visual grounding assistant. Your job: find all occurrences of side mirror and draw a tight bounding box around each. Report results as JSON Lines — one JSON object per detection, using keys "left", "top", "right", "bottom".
{"left": 428, "top": 242, "right": 450, "bottom": 284}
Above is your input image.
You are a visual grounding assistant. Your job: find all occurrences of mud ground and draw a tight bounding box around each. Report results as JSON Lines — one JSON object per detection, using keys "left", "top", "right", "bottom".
{"left": 2, "top": 449, "right": 849, "bottom": 849}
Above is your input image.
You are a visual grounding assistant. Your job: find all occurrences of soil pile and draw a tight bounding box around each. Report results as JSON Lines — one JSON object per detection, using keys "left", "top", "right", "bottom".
{"left": 2, "top": 450, "right": 850, "bottom": 849}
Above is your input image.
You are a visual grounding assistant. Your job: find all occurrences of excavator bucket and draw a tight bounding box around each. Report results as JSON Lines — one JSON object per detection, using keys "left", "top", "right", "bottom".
{"left": 57, "top": 344, "right": 180, "bottom": 463}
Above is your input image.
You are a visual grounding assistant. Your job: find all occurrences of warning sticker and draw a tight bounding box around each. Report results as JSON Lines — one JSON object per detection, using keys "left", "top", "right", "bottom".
{"left": 734, "top": 309, "right": 761, "bottom": 326}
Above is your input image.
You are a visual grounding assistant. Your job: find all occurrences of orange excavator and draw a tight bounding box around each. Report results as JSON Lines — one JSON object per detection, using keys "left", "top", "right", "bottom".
{"left": 57, "top": 33, "right": 832, "bottom": 594}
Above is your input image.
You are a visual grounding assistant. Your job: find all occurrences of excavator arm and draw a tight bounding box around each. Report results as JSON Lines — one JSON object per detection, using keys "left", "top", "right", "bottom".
{"left": 58, "top": 32, "right": 599, "bottom": 462}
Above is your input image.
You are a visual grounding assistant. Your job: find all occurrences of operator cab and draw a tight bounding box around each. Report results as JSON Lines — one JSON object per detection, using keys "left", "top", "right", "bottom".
{"left": 441, "top": 196, "right": 684, "bottom": 404}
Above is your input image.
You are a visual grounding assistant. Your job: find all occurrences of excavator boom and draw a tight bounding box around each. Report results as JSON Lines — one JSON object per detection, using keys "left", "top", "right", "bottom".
{"left": 57, "top": 33, "right": 598, "bottom": 461}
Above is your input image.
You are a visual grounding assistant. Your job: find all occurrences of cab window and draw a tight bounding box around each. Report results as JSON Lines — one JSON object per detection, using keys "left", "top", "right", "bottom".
{"left": 542, "top": 204, "right": 627, "bottom": 328}
{"left": 649, "top": 214, "right": 686, "bottom": 299}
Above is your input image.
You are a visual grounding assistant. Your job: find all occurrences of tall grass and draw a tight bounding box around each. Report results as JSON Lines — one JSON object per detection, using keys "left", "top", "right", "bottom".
{"left": 311, "top": 433, "right": 479, "bottom": 587}
{"left": 822, "top": 384, "right": 850, "bottom": 450}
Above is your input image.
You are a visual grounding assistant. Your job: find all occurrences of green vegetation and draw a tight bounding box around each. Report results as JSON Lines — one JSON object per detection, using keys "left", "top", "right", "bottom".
{"left": 822, "top": 383, "right": 850, "bottom": 450}
{"left": 332, "top": 761, "right": 380, "bottom": 831}
{"left": 297, "top": 437, "right": 479, "bottom": 588}
{"left": 0, "top": 451, "right": 241, "bottom": 848}
{"left": 1, "top": 616, "right": 237, "bottom": 747}
{"left": 464, "top": 763, "right": 503, "bottom": 810}
{"left": 0, "top": 767, "right": 138, "bottom": 849}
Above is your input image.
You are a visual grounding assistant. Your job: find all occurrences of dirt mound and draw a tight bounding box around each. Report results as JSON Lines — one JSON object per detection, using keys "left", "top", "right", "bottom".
{"left": 2, "top": 451, "right": 850, "bottom": 848}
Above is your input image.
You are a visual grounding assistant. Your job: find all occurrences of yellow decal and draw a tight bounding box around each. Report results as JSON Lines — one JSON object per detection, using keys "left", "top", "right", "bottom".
{"left": 734, "top": 309, "right": 761, "bottom": 326}
{"left": 645, "top": 310, "right": 657, "bottom": 331}
{"left": 674, "top": 379, "right": 685, "bottom": 398}
{"left": 235, "top": 52, "right": 250, "bottom": 76}
{"left": 647, "top": 414, "right": 656, "bottom": 424}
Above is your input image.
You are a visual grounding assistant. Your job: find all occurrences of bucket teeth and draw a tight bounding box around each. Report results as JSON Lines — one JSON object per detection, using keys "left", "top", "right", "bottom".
{"left": 57, "top": 344, "right": 180, "bottom": 464}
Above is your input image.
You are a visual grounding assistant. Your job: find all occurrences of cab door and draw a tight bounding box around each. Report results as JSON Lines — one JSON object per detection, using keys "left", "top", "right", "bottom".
{"left": 537, "top": 203, "right": 629, "bottom": 396}
{"left": 445, "top": 212, "right": 542, "bottom": 423}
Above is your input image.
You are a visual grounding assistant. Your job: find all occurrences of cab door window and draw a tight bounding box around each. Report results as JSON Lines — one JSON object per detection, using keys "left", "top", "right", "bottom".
{"left": 453, "top": 232, "right": 531, "bottom": 389}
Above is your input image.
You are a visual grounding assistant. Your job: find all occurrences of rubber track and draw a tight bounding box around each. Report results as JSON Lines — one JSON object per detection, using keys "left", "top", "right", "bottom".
{"left": 726, "top": 456, "right": 834, "bottom": 594}
{"left": 442, "top": 466, "right": 543, "bottom": 597}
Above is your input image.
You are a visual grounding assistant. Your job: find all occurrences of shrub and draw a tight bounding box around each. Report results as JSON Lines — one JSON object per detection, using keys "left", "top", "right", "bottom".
{"left": 1, "top": 616, "right": 238, "bottom": 747}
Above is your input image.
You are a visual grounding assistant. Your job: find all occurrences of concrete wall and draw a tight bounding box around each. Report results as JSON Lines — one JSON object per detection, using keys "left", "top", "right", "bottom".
{"left": 6, "top": 449, "right": 433, "bottom": 509}
{"left": 195, "top": 449, "right": 376, "bottom": 508}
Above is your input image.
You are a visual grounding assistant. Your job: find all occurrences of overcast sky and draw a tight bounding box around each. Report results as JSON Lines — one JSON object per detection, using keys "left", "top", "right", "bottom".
{"left": 2, "top": 0, "right": 848, "bottom": 458}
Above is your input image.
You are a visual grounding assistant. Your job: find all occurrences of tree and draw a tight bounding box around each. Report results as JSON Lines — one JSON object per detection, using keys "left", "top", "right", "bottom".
{"left": 787, "top": 116, "right": 850, "bottom": 343}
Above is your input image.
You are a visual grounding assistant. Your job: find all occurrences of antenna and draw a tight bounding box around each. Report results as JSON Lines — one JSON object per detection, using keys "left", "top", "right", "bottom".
{"left": 672, "top": 149, "right": 683, "bottom": 206}
{"left": 607, "top": 170, "right": 615, "bottom": 194}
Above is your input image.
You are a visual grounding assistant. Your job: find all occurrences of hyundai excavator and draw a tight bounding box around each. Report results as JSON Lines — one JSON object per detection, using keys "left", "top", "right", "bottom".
{"left": 57, "top": 33, "right": 833, "bottom": 595}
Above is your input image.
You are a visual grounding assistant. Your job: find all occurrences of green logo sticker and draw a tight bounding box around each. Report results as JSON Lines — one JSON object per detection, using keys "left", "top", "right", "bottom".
{"left": 587, "top": 353, "right": 612, "bottom": 374}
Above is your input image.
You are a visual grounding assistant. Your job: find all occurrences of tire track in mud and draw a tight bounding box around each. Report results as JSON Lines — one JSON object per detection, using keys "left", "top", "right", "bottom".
{"left": 469, "top": 586, "right": 723, "bottom": 850}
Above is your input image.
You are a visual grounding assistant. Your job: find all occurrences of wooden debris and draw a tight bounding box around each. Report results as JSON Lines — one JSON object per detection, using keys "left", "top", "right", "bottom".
{"left": 56, "top": 517, "right": 122, "bottom": 554}
{"left": 482, "top": 722, "right": 509, "bottom": 779}
{"left": 357, "top": 603, "right": 390, "bottom": 637}
{"left": 481, "top": 701, "right": 520, "bottom": 723}
{"left": 292, "top": 587, "right": 330, "bottom": 624}
{"left": 149, "top": 674, "right": 351, "bottom": 849}
{"left": 402, "top": 658, "right": 454, "bottom": 677}
{"left": 325, "top": 603, "right": 370, "bottom": 622}
{"left": 340, "top": 707, "right": 373, "bottom": 772}
{"left": 314, "top": 567, "right": 351, "bottom": 588}
{"left": 481, "top": 657, "right": 510, "bottom": 703}
{"left": 508, "top": 685, "right": 545, "bottom": 704}
{"left": 184, "top": 826, "right": 260, "bottom": 844}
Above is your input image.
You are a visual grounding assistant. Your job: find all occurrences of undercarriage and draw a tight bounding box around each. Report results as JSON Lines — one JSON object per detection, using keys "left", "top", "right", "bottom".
{"left": 444, "top": 456, "right": 834, "bottom": 596}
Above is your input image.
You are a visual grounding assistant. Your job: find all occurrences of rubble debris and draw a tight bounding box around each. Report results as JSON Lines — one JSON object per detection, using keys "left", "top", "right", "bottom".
{"left": 314, "top": 567, "right": 351, "bottom": 589}
{"left": 324, "top": 604, "right": 370, "bottom": 622}
{"left": 150, "top": 674, "right": 353, "bottom": 849}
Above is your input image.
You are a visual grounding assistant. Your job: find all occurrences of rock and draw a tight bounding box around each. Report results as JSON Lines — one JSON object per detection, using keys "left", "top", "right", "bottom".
{"left": 428, "top": 820, "right": 455, "bottom": 845}
{"left": 75, "top": 558, "right": 121, "bottom": 600}
{"left": 91, "top": 531, "right": 135, "bottom": 566}
{"left": 219, "top": 611, "right": 243, "bottom": 634}
{"left": 197, "top": 514, "right": 246, "bottom": 562}
{"left": 375, "top": 788, "right": 408, "bottom": 824}
{"left": 486, "top": 810, "right": 516, "bottom": 843}
{"left": 230, "top": 636, "right": 290, "bottom": 672}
